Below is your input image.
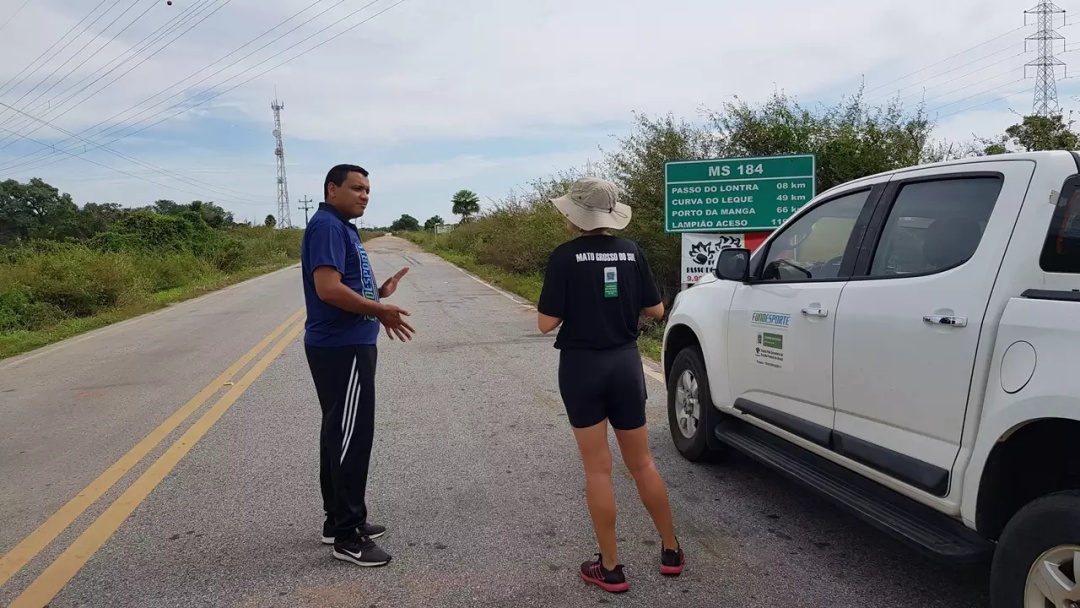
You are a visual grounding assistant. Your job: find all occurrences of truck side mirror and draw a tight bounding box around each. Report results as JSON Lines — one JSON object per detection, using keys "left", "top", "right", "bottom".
{"left": 716, "top": 247, "right": 751, "bottom": 282}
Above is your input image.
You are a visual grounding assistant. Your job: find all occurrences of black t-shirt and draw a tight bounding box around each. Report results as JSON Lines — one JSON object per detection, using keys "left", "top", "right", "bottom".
{"left": 537, "top": 234, "right": 662, "bottom": 350}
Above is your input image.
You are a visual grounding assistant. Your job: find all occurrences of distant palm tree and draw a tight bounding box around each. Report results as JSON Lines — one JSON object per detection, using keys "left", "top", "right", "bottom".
{"left": 451, "top": 189, "right": 480, "bottom": 222}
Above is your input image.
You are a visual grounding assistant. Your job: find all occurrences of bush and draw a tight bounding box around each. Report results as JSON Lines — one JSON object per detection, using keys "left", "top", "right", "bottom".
{"left": 0, "top": 227, "right": 304, "bottom": 335}
{"left": 0, "top": 245, "right": 144, "bottom": 318}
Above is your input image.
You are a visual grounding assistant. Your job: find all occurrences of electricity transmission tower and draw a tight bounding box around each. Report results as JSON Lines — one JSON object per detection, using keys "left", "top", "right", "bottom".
{"left": 298, "top": 195, "right": 313, "bottom": 225}
{"left": 272, "top": 97, "right": 293, "bottom": 228}
{"left": 1025, "top": 0, "right": 1067, "bottom": 117}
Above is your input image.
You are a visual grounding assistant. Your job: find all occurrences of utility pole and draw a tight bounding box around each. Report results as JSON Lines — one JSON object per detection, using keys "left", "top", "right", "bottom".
{"left": 271, "top": 96, "right": 293, "bottom": 228}
{"left": 298, "top": 195, "right": 313, "bottom": 225}
{"left": 1025, "top": 0, "right": 1067, "bottom": 117}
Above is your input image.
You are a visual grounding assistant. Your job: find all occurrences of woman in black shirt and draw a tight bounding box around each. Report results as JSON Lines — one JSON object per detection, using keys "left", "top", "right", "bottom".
{"left": 537, "top": 177, "right": 685, "bottom": 593}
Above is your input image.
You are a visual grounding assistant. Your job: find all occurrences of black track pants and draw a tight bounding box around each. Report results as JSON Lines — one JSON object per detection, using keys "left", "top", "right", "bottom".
{"left": 304, "top": 343, "right": 377, "bottom": 540}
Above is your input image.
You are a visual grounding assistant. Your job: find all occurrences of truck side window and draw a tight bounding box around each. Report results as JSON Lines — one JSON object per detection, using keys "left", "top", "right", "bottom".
{"left": 1039, "top": 183, "right": 1080, "bottom": 274}
{"left": 758, "top": 189, "right": 870, "bottom": 282}
{"left": 868, "top": 176, "right": 1002, "bottom": 278}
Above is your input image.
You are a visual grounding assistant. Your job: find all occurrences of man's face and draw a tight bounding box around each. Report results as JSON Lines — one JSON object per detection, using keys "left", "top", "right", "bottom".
{"left": 329, "top": 171, "right": 370, "bottom": 218}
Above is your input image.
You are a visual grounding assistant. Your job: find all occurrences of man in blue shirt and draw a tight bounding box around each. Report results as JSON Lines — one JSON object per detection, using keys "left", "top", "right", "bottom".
{"left": 301, "top": 164, "right": 414, "bottom": 568}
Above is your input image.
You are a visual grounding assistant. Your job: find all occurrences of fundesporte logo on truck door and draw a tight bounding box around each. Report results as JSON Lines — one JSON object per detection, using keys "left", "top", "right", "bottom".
{"left": 751, "top": 311, "right": 791, "bottom": 329}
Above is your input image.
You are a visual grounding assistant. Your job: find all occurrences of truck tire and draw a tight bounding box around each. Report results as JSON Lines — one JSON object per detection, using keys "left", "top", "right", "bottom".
{"left": 989, "top": 490, "right": 1080, "bottom": 608}
{"left": 666, "top": 345, "right": 728, "bottom": 463}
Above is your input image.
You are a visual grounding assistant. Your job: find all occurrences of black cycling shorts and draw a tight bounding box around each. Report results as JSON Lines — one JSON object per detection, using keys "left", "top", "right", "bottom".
{"left": 557, "top": 346, "right": 648, "bottom": 431}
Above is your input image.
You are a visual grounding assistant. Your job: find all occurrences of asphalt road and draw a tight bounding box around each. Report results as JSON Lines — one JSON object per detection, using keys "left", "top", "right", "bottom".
{"left": 0, "top": 236, "right": 989, "bottom": 607}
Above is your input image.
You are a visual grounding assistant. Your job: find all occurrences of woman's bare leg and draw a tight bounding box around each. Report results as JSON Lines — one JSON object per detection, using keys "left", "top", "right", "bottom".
{"left": 571, "top": 419, "right": 620, "bottom": 569}
{"left": 613, "top": 425, "right": 678, "bottom": 551}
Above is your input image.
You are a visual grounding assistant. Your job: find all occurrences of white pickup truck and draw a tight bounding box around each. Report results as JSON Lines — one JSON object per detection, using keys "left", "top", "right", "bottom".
{"left": 662, "top": 150, "right": 1080, "bottom": 608}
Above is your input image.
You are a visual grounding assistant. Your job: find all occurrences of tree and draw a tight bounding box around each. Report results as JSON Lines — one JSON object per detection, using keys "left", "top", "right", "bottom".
{"left": 77, "top": 202, "right": 126, "bottom": 240}
{"left": 423, "top": 215, "right": 444, "bottom": 231}
{"left": 451, "top": 189, "right": 480, "bottom": 222}
{"left": 149, "top": 199, "right": 180, "bottom": 215}
{"left": 264, "top": 214, "right": 277, "bottom": 227}
{"left": 982, "top": 113, "right": 1079, "bottom": 155}
{"left": 389, "top": 214, "right": 420, "bottom": 232}
{"left": 0, "top": 177, "right": 81, "bottom": 245}
{"left": 188, "top": 200, "right": 235, "bottom": 229}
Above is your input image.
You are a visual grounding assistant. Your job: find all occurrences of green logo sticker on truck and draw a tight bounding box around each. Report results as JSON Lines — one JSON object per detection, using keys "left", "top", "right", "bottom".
{"left": 761, "top": 332, "right": 783, "bottom": 349}
{"left": 755, "top": 331, "right": 787, "bottom": 371}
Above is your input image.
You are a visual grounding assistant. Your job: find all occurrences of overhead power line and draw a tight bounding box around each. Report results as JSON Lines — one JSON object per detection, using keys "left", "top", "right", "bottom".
{"left": 81, "top": 0, "right": 357, "bottom": 146}
{"left": 0, "top": 120, "right": 263, "bottom": 206}
{"left": 0, "top": 0, "right": 120, "bottom": 100}
{"left": 867, "top": 46, "right": 1031, "bottom": 104}
{"left": 4, "top": 0, "right": 409, "bottom": 176}
{"left": 0, "top": 0, "right": 34, "bottom": 35}
{"left": 0, "top": 0, "right": 409, "bottom": 209}
{"left": 0, "top": 0, "right": 340, "bottom": 170}
{"left": 0, "top": 100, "right": 269, "bottom": 204}
{"left": 864, "top": 24, "right": 1031, "bottom": 96}
{"left": 935, "top": 74, "right": 1080, "bottom": 120}
{"left": 928, "top": 76, "right": 1028, "bottom": 115}
{"left": 0, "top": 0, "right": 155, "bottom": 130}
{"left": 865, "top": 18, "right": 1080, "bottom": 108}
{"left": 915, "top": 63, "right": 1027, "bottom": 108}
{"left": 0, "top": 0, "right": 231, "bottom": 151}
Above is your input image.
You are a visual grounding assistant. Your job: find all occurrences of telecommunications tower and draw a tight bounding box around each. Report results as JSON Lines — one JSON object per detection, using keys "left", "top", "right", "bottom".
{"left": 1025, "top": 0, "right": 1067, "bottom": 117}
{"left": 272, "top": 97, "right": 293, "bottom": 228}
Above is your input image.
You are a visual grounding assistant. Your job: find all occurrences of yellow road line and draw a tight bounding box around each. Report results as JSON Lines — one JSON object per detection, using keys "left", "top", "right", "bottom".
{"left": 9, "top": 317, "right": 306, "bottom": 608}
{"left": 0, "top": 307, "right": 304, "bottom": 589}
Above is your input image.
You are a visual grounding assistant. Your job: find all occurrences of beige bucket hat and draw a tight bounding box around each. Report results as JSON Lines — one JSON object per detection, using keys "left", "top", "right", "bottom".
{"left": 551, "top": 177, "right": 632, "bottom": 231}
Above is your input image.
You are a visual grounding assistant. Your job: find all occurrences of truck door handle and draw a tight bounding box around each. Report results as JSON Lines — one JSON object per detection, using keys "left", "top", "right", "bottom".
{"left": 801, "top": 307, "right": 828, "bottom": 317}
{"left": 923, "top": 315, "right": 967, "bottom": 327}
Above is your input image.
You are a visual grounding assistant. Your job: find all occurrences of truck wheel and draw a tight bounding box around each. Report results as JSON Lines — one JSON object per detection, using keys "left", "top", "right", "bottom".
{"left": 667, "top": 345, "right": 727, "bottom": 462}
{"left": 990, "top": 490, "right": 1080, "bottom": 608}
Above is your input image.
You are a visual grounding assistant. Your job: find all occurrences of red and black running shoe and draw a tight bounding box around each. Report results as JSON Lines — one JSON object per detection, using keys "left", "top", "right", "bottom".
{"left": 660, "top": 543, "right": 685, "bottom": 576}
{"left": 579, "top": 554, "right": 629, "bottom": 593}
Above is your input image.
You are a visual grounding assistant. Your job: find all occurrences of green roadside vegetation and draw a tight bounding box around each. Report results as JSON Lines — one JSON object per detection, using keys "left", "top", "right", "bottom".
{"left": 0, "top": 176, "right": 386, "bottom": 359}
{"left": 391, "top": 90, "right": 1080, "bottom": 365}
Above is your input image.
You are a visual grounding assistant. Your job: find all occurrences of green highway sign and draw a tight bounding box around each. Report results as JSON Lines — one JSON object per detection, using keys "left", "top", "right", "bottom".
{"left": 664, "top": 154, "right": 816, "bottom": 233}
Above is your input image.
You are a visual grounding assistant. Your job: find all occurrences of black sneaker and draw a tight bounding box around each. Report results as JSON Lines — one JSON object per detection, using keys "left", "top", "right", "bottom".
{"left": 660, "top": 544, "right": 685, "bottom": 576}
{"left": 333, "top": 534, "right": 392, "bottom": 567}
{"left": 579, "top": 553, "right": 629, "bottom": 593}
{"left": 322, "top": 520, "right": 386, "bottom": 544}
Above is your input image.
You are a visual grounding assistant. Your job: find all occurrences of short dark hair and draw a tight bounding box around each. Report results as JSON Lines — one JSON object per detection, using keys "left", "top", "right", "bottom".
{"left": 324, "top": 164, "right": 369, "bottom": 199}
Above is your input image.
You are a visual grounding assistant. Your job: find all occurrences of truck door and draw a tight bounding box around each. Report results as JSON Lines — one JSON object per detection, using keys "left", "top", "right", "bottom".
{"left": 830, "top": 160, "right": 1034, "bottom": 500}
{"left": 725, "top": 184, "right": 882, "bottom": 447}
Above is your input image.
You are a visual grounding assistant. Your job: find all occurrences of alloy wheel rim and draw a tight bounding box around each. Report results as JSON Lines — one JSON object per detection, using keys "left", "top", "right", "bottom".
{"left": 1024, "top": 544, "right": 1080, "bottom": 607}
{"left": 674, "top": 369, "right": 700, "bottom": 439}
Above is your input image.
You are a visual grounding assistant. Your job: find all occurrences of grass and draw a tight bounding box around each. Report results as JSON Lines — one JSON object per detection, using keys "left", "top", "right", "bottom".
{"left": 0, "top": 226, "right": 309, "bottom": 361}
{"left": 402, "top": 231, "right": 665, "bottom": 362}
{"left": 0, "top": 261, "right": 295, "bottom": 360}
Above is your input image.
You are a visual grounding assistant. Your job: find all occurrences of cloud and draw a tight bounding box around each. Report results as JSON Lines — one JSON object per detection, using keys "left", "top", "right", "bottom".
{"left": 0, "top": 0, "right": 1077, "bottom": 225}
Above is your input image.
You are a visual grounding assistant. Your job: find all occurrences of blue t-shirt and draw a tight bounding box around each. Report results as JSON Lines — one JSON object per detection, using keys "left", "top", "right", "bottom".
{"left": 301, "top": 203, "right": 381, "bottom": 347}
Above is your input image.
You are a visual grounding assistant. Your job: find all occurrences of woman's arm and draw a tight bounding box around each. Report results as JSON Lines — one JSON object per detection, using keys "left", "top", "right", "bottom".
{"left": 537, "top": 312, "right": 562, "bottom": 334}
{"left": 537, "top": 250, "right": 567, "bottom": 334}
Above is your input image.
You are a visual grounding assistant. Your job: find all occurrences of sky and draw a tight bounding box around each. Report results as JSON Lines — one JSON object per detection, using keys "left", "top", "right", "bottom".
{"left": 0, "top": 0, "right": 1078, "bottom": 229}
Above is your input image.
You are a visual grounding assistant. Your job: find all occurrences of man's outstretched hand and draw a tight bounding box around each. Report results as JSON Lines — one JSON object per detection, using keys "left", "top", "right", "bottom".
{"left": 377, "top": 303, "right": 415, "bottom": 341}
{"left": 379, "top": 267, "right": 409, "bottom": 298}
